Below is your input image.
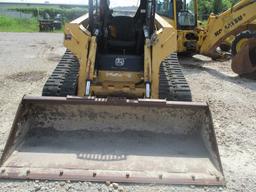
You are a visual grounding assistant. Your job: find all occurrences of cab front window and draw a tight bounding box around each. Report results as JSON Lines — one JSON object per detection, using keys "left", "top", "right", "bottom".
{"left": 156, "top": 0, "right": 174, "bottom": 19}
{"left": 176, "top": 0, "right": 196, "bottom": 29}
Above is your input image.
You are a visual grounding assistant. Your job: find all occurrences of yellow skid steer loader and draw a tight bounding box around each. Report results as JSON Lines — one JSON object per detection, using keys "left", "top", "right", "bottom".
{"left": 0, "top": 0, "right": 224, "bottom": 185}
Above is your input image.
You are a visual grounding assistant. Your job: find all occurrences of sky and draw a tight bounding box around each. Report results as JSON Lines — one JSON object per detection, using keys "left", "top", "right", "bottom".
{"left": 0, "top": 0, "right": 140, "bottom": 6}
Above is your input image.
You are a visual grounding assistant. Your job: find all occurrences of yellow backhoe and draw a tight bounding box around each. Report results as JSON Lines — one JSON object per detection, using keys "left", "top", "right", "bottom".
{"left": 157, "top": 0, "right": 256, "bottom": 77}
{"left": 0, "top": 0, "right": 229, "bottom": 186}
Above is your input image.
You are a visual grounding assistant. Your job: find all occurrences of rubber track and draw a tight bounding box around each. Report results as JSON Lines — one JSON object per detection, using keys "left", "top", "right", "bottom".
{"left": 42, "top": 50, "right": 79, "bottom": 96}
{"left": 159, "top": 53, "right": 192, "bottom": 101}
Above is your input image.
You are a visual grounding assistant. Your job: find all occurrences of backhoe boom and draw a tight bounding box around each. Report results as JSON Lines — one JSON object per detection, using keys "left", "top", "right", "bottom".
{"left": 199, "top": 0, "right": 256, "bottom": 57}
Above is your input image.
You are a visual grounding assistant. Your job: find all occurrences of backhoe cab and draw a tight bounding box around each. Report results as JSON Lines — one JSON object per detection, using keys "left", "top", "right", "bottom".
{"left": 156, "top": 0, "right": 199, "bottom": 53}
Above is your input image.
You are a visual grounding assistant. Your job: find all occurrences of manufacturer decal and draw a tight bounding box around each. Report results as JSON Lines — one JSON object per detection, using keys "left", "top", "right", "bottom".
{"left": 224, "top": 15, "right": 243, "bottom": 30}
{"left": 214, "top": 13, "right": 245, "bottom": 37}
{"left": 115, "top": 57, "right": 125, "bottom": 67}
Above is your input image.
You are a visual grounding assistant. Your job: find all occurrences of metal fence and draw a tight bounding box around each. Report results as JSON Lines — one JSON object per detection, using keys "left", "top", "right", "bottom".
{"left": 0, "top": 9, "right": 33, "bottom": 19}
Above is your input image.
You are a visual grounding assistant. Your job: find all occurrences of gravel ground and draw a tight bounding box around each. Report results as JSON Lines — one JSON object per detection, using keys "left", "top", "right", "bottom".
{"left": 0, "top": 32, "right": 255, "bottom": 192}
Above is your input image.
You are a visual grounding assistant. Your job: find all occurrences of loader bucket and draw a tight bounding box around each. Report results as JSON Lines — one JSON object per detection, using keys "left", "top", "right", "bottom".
{"left": 232, "top": 38, "right": 256, "bottom": 77}
{"left": 0, "top": 96, "right": 224, "bottom": 185}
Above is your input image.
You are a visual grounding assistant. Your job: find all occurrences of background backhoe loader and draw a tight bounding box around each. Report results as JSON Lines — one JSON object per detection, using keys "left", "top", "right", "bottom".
{"left": 156, "top": 0, "right": 256, "bottom": 77}
{"left": 0, "top": 0, "right": 224, "bottom": 185}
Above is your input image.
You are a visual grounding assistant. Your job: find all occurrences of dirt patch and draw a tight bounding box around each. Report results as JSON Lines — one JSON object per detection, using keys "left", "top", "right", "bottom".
{"left": 7, "top": 71, "right": 46, "bottom": 82}
{"left": 48, "top": 53, "right": 61, "bottom": 62}
{"left": 28, "top": 44, "right": 37, "bottom": 48}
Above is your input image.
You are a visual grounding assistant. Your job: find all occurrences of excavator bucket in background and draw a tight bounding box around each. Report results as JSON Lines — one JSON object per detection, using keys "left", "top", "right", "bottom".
{"left": 0, "top": 96, "right": 224, "bottom": 185}
{"left": 232, "top": 38, "right": 256, "bottom": 78}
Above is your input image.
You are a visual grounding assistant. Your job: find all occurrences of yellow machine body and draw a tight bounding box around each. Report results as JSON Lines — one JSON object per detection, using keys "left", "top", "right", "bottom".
{"left": 64, "top": 13, "right": 176, "bottom": 98}
{"left": 199, "top": 0, "right": 256, "bottom": 58}
{"left": 157, "top": 0, "right": 256, "bottom": 61}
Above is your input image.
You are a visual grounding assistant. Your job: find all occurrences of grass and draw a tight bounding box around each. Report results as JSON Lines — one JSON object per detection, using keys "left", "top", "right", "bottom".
{"left": 0, "top": 15, "right": 38, "bottom": 32}
{"left": 0, "top": 5, "right": 87, "bottom": 32}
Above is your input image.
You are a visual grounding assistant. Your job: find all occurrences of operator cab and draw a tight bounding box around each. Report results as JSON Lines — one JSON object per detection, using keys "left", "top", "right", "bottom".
{"left": 156, "top": 0, "right": 198, "bottom": 53}
{"left": 156, "top": 0, "right": 197, "bottom": 30}
{"left": 89, "top": 0, "right": 155, "bottom": 74}
{"left": 89, "top": 0, "right": 150, "bottom": 54}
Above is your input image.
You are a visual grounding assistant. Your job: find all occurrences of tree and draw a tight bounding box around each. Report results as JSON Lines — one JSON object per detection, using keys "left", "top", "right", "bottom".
{"left": 213, "top": 0, "right": 223, "bottom": 14}
{"left": 197, "top": 0, "right": 240, "bottom": 20}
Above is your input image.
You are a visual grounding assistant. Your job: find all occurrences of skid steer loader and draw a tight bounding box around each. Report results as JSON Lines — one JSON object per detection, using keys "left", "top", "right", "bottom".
{"left": 156, "top": 0, "right": 256, "bottom": 77}
{"left": 0, "top": 0, "right": 224, "bottom": 185}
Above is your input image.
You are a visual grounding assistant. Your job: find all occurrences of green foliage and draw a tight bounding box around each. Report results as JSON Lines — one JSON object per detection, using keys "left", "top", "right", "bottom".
{"left": 213, "top": 0, "right": 223, "bottom": 14}
{"left": 197, "top": 0, "right": 240, "bottom": 20}
{"left": 0, "top": 15, "right": 38, "bottom": 32}
{"left": 0, "top": 6, "right": 88, "bottom": 32}
{"left": 196, "top": 0, "right": 212, "bottom": 20}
